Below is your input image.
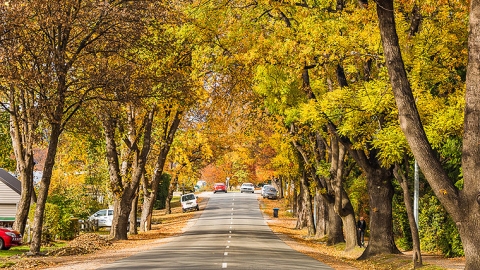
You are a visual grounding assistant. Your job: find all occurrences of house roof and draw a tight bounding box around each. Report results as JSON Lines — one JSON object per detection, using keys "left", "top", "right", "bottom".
{"left": 0, "top": 169, "right": 21, "bottom": 195}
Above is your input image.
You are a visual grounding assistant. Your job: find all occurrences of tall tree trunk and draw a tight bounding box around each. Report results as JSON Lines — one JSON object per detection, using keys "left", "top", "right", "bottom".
{"left": 140, "top": 110, "right": 181, "bottom": 232}
{"left": 358, "top": 166, "right": 400, "bottom": 259}
{"left": 326, "top": 199, "right": 344, "bottom": 245}
{"left": 111, "top": 195, "right": 133, "bottom": 240}
{"left": 408, "top": 4, "right": 422, "bottom": 38}
{"left": 313, "top": 192, "right": 345, "bottom": 244}
{"left": 272, "top": 177, "right": 283, "bottom": 199}
{"left": 295, "top": 178, "right": 306, "bottom": 230}
{"left": 291, "top": 178, "right": 297, "bottom": 216}
{"left": 330, "top": 120, "right": 399, "bottom": 258}
{"left": 314, "top": 192, "right": 328, "bottom": 238}
{"left": 376, "top": 0, "right": 480, "bottom": 268}
{"left": 12, "top": 156, "right": 34, "bottom": 235}
{"left": 103, "top": 107, "right": 154, "bottom": 240}
{"left": 30, "top": 124, "right": 62, "bottom": 253}
{"left": 9, "top": 91, "right": 36, "bottom": 236}
{"left": 165, "top": 174, "right": 178, "bottom": 215}
{"left": 129, "top": 193, "right": 138, "bottom": 235}
{"left": 330, "top": 135, "right": 357, "bottom": 251}
{"left": 393, "top": 164, "right": 422, "bottom": 268}
{"left": 302, "top": 171, "right": 315, "bottom": 236}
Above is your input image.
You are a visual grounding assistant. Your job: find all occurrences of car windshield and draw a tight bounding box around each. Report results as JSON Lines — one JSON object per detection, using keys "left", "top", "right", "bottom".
{"left": 182, "top": 194, "right": 195, "bottom": 201}
{"left": 243, "top": 183, "right": 254, "bottom": 187}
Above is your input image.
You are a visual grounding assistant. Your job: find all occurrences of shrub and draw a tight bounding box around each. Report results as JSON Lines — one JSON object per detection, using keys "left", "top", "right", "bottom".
{"left": 419, "top": 195, "right": 463, "bottom": 257}
{"left": 29, "top": 203, "right": 61, "bottom": 242}
{"left": 154, "top": 173, "right": 171, "bottom": 210}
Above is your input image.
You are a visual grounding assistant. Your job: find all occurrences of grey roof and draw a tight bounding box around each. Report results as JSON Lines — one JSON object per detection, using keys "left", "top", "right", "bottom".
{"left": 0, "top": 168, "right": 21, "bottom": 195}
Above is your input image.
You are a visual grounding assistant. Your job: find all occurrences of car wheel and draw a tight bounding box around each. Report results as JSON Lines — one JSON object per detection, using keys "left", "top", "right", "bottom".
{"left": 0, "top": 238, "right": 5, "bottom": 250}
{"left": 196, "top": 205, "right": 199, "bottom": 211}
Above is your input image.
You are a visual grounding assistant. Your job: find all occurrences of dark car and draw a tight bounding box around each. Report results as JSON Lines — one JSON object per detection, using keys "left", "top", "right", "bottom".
{"left": 0, "top": 227, "right": 22, "bottom": 250}
{"left": 263, "top": 186, "right": 278, "bottom": 199}
{"left": 213, "top": 183, "right": 227, "bottom": 193}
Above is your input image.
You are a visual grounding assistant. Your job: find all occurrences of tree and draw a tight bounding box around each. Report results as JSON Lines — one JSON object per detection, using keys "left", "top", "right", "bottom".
{"left": 0, "top": 0, "right": 149, "bottom": 252}
{"left": 100, "top": 101, "right": 155, "bottom": 240}
{"left": 375, "top": 0, "right": 479, "bottom": 268}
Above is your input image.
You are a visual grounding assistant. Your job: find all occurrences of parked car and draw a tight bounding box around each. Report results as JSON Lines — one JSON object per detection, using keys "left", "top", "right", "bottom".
{"left": 261, "top": 185, "right": 272, "bottom": 197}
{"left": 213, "top": 183, "right": 227, "bottom": 193}
{"left": 88, "top": 209, "right": 114, "bottom": 227}
{"left": 181, "top": 193, "right": 199, "bottom": 212}
{"left": 263, "top": 186, "right": 278, "bottom": 199}
{"left": 240, "top": 183, "right": 255, "bottom": 193}
{"left": 0, "top": 227, "right": 22, "bottom": 250}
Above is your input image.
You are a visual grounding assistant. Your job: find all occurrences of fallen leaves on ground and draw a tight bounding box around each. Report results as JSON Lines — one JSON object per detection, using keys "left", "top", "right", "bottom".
{"left": 47, "top": 234, "right": 112, "bottom": 256}
{"left": 259, "top": 197, "right": 465, "bottom": 270}
{"left": 1, "top": 203, "right": 197, "bottom": 270}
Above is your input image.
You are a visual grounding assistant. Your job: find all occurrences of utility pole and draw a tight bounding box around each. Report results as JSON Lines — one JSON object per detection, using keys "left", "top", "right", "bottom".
{"left": 414, "top": 160, "right": 419, "bottom": 228}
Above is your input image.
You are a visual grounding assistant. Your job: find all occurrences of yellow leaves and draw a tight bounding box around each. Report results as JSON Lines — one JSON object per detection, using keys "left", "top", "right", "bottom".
{"left": 440, "top": 189, "right": 448, "bottom": 195}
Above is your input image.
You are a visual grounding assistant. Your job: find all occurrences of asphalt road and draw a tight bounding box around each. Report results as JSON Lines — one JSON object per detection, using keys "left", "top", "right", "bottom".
{"left": 100, "top": 192, "right": 333, "bottom": 270}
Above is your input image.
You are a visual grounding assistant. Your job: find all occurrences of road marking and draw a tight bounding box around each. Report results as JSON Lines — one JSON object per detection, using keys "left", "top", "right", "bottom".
{"left": 222, "top": 263, "right": 227, "bottom": 268}
{"left": 224, "top": 252, "right": 228, "bottom": 256}
{"left": 226, "top": 246, "right": 229, "bottom": 248}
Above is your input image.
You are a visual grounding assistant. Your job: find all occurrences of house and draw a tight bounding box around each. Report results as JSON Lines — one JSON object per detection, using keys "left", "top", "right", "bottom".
{"left": 0, "top": 168, "right": 21, "bottom": 227}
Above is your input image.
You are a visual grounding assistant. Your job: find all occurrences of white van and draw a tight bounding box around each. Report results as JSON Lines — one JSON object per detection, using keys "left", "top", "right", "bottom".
{"left": 88, "top": 209, "right": 113, "bottom": 227}
{"left": 181, "top": 193, "right": 199, "bottom": 212}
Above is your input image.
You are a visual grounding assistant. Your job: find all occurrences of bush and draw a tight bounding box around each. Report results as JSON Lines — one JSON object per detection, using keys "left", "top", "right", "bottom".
{"left": 419, "top": 195, "right": 463, "bottom": 257}
{"left": 29, "top": 203, "right": 62, "bottom": 242}
{"left": 154, "top": 173, "right": 171, "bottom": 210}
{"left": 392, "top": 187, "right": 413, "bottom": 251}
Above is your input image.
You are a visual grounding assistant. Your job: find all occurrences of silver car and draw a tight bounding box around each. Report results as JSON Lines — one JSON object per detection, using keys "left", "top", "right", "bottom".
{"left": 240, "top": 183, "right": 255, "bottom": 193}
{"left": 261, "top": 185, "right": 272, "bottom": 197}
{"left": 263, "top": 186, "right": 278, "bottom": 199}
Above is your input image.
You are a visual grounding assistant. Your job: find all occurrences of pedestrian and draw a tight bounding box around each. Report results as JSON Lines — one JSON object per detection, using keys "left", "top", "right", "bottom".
{"left": 357, "top": 216, "right": 367, "bottom": 247}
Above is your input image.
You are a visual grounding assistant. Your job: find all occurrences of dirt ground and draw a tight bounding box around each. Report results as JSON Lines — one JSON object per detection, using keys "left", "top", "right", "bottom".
{"left": 0, "top": 195, "right": 466, "bottom": 270}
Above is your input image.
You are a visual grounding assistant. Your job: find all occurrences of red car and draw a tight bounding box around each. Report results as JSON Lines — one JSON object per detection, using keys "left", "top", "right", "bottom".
{"left": 213, "top": 183, "right": 227, "bottom": 193}
{"left": 0, "top": 227, "right": 22, "bottom": 250}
